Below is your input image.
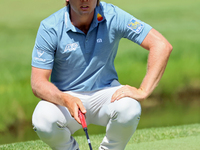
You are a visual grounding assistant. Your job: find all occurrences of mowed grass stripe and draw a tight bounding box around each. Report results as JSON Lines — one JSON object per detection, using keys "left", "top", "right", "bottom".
{"left": 0, "top": 124, "right": 199, "bottom": 150}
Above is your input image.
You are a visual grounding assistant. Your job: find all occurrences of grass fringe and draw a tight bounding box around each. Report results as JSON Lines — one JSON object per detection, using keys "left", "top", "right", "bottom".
{"left": 0, "top": 123, "right": 199, "bottom": 150}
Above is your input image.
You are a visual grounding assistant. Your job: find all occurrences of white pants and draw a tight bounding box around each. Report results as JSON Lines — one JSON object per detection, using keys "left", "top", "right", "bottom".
{"left": 32, "top": 81, "right": 141, "bottom": 150}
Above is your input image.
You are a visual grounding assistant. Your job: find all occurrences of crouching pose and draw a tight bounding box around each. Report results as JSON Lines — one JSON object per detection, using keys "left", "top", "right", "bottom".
{"left": 31, "top": 0, "right": 172, "bottom": 149}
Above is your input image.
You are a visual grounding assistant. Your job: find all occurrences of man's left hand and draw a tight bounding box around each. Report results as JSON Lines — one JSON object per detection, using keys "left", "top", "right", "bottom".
{"left": 111, "top": 85, "right": 147, "bottom": 102}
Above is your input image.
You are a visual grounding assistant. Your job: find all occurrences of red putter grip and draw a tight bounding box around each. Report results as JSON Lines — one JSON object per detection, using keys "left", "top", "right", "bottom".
{"left": 78, "top": 110, "right": 87, "bottom": 129}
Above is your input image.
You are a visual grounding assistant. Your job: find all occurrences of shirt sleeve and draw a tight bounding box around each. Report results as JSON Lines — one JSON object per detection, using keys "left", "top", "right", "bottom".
{"left": 115, "top": 6, "right": 152, "bottom": 45}
{"left": 31, "top": 21, "right": 57, "bottom": 70}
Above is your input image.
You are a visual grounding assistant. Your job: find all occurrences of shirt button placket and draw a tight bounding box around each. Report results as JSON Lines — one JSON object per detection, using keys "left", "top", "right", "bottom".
{"left": 85, "top": 35, "right": 89, "bottom": 53}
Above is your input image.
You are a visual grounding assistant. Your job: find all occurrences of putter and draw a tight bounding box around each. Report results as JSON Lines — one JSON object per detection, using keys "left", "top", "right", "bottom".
{"left": 78, "top": 110, "right": 93, "bottom": 150}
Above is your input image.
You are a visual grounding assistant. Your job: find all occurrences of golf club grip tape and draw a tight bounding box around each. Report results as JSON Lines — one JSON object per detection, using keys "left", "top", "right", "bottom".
{"left": 78, "top": 110, "right": 87, "bottom": 128}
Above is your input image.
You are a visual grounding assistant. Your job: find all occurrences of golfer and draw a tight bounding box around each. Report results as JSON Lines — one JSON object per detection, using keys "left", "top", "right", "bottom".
{"left": 31, "top": 0, "right": 172, "bottom": 149}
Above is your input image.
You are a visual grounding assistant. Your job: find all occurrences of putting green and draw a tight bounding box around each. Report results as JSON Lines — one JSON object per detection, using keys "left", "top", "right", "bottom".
{"left": 126, "top": 135, "right": 200, "bottom": 150}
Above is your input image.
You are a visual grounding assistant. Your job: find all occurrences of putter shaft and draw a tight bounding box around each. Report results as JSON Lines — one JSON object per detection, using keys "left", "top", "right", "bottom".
{"left": 84, "top": 128, "right": 92, "bottom": 150}
{"left": 78, "top": 110, "right": 93, "bottom": 150}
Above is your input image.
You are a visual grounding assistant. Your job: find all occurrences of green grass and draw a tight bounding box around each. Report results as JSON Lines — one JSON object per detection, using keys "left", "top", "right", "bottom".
{"left": 127, "top": 136, "right": 200, "bottom": 150}
{"left": 0, "top": 0, "right": 200, "bottom": 145}
{"left": 0, "top": 124, "right": 200, "bottom": 150}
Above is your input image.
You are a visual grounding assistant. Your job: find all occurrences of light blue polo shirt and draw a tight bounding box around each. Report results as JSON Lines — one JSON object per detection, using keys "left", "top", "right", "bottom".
{"left": 32, "top": 2, "right": 152, "bottom": 92}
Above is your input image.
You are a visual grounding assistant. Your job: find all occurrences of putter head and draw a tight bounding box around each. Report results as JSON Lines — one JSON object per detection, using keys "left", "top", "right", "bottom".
{"left": 78, "top": 110, "right": 87, "bottom": 129}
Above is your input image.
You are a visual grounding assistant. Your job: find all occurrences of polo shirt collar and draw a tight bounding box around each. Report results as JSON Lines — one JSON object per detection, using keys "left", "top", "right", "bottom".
{"left": 92, "top": 4, "right": 105, "bottom": 27}
{"left": 65, "top": 4, "right": 105, "bottom": 33}
{"left": 65, "top": 6, "right": 76, "bottom": 32}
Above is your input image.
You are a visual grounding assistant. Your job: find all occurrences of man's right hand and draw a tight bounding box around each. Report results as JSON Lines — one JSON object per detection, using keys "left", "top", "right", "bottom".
{"left": 62, "top": 94, "right": 86, "bottom": 124}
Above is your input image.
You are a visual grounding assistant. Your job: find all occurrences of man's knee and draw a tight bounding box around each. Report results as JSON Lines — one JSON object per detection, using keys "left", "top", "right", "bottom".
{"left": 111, "top": 98, "right": 141, "bottom": 127}
{"left": 32, "top": 101, "right": 67, "bottom": 140}
{"left": 32, "top": 101, "right": 80, "bottom": 149}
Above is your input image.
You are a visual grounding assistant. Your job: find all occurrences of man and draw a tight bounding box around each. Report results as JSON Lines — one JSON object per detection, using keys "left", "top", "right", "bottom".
{"left": 31, "top": 0, "right": 172, "bottom": 149}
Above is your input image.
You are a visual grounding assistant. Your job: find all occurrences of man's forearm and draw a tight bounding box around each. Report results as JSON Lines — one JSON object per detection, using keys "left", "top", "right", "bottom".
{"left": 31, "top": 79, "right": 71, "bottom": 107}
{"left": 140, "top": 42, "right": 173, "bottom": 98}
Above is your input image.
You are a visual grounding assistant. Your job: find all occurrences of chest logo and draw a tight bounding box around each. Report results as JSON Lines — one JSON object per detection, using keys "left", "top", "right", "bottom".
{"left": 97, "top": 38, "right": 102, "bottom": 43}
{"left": 64, "top": 42, "right": 79, "bottom": 52}
{"left": 127, "top": 18, "right": 144, "bottom": 34}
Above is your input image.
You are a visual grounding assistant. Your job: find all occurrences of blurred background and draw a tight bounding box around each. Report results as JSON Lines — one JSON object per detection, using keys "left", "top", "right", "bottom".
{"left": 0, "top": 0, "right": 199, "bottom": 145}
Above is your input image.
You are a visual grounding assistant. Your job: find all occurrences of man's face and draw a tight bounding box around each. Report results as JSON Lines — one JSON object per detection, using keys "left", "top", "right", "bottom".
{"left": 68, "top": 0, "right": 97, "bottom": 16}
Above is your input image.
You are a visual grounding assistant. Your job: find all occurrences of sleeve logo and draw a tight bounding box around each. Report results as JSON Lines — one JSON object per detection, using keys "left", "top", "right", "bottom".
{"left": 37, "top": 49, "right": 44, "bottom": 57}
{"left": 34, "top": 49, "right": 46, "bottom": 62}
{"left": 127, "top": 18, "right": 144, "bottom": 34}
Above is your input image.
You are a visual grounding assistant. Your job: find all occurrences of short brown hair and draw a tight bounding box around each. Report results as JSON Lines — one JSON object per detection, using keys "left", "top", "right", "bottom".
{"left": 66, "top": 0, "right": 100, "bottom": 6}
